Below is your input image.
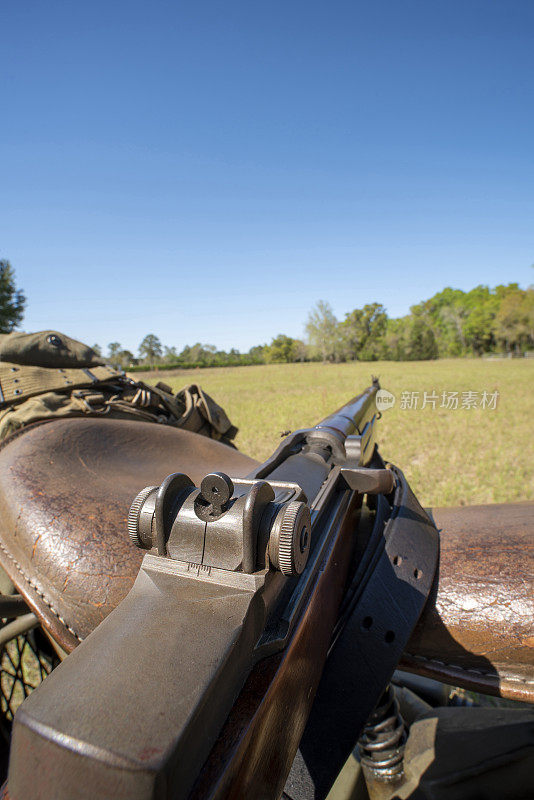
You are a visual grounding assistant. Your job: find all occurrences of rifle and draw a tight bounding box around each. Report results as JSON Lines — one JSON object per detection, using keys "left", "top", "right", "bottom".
{"left": 6, "top": 379, "right": 440, "bottom": 799}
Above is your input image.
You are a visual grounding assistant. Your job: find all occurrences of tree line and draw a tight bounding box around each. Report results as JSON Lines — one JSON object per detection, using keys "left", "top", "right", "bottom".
{"left": 303, "top": 283, "right": 534, "bottom": 362}
{"left": 0, "top": 261, "right": 532, "bottom": 367}
{"left": 104, "top": 282, "right": 533, "bottom": 368}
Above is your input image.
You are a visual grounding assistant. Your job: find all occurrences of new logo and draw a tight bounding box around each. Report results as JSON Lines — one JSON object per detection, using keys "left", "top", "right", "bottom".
{"left": 376, "top": 389, "right": 396, "bottom": 412}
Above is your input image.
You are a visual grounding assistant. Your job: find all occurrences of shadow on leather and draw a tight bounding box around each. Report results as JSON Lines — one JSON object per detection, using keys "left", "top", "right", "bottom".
{"left": 401, "top": 502, "right": 534, "bottom": 704}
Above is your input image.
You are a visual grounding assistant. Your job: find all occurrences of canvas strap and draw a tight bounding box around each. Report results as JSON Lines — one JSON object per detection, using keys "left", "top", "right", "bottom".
{"left": 0, "top": 363, "right": 121, "bottom": 408}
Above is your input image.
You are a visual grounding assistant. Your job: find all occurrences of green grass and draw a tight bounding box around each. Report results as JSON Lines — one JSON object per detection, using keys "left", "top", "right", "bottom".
{"left": 138, "top": 359, "right": 534, "bottom": 508}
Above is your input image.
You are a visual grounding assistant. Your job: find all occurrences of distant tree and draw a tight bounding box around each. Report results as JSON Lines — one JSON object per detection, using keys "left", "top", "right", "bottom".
{"left": 493, "top": 287, "right": 534, "bottom": 353}
{"left": 179, "top": 344, "right": 192, "bottom": 362}
{"left": 462, "top": 286, "right": 498, "bottom": 355}
{"left": 0, "top": 260, "right": 25, "bottom": 333}
{"left": 413, "top": 288, "right": 468, "bottom": 356}
{"left": 179, "top": 342, "right": 217, "bottom": 365}
{"left": 163, "top": 346, "right": 179, "bottom": 363}
{"left": 200, "top": 344, "right": 217, "bottom": 364}
{"left": 227, "top": 348, "right": 241, "bottom": 365}
{"left": 118, "top": 349, "right": 136, "bottom": 368}
{"left": 106, "top": 342, "right": 135, "bottom": 369}
{"left": 340, "top": 303, "right": 388, "bottom": 361}
{"left": 438, "top": 305, "right": 468, "bottom": 352}
{"left": 265, "top": 334, "right": 300, "bottom": 363}
{"left": 248, "top": 345, "right": 267, "bottom": 363}
{"left": 405, "top": 315, "right": 439, "bottom": 360}
{"left": 380, "top": 318, "right": 409, "bottom": 361}
{"left": 92, "top": 343, "right": 102, "bottom": 357}
{"left": 293, "top": 339, "right": 308, "bottom": 362}
{"left": 139, "top": 334, "right": 163, "bottom": 366}
{"left": 107, "top": 342, "right": 122, "bottom": 362}
{"left": 305, "top": 301, "right": 339, "bottom": 362}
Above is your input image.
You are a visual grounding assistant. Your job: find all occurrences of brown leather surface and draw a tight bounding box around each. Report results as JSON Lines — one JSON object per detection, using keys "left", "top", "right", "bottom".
{"left": 401, "top": 502, "right": 534, "bottom": 702}
{"left": 0, "top": 418, "right": 258, "bottom": 651}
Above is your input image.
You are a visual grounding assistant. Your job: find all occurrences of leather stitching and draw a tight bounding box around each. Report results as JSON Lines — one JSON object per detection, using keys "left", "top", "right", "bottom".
{"left": 0, "top": 421, "right": 87, "bottom": 644}
{"left": 0, "top": 539, "right": 83, "bottom": 642}
{"left": 404, "top": 652, "right": 534, "bottom": 686}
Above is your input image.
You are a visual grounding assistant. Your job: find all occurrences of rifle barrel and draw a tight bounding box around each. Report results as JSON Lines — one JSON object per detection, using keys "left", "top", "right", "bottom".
{"left": 315, "top": 379, "right": 380, "bottom": 440}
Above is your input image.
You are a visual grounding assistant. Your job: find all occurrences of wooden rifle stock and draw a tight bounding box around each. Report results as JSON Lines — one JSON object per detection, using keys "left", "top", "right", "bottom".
{"left": 189, "top": 492, "right": 363, "bottom": 800}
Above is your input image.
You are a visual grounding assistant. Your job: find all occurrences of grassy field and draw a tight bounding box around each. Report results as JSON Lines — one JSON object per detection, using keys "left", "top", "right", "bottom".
{"left": 138, "top": 359, "right": 533, "bottom": 508}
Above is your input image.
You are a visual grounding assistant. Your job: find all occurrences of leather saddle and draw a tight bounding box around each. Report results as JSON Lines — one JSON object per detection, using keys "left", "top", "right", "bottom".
{"left": 0, "top": 417, "right": 531, "bottom": 703}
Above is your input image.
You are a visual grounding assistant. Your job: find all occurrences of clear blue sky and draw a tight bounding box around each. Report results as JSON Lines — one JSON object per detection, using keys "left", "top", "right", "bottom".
{"left": 2, "top": 1, "right": 533, "bottom": 354}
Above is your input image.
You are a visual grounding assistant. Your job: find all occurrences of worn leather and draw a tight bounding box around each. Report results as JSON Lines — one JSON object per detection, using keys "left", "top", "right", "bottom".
{"left": 0, "top": 418, "right": 258, "bottom": 651}
{"left": 0, "top": 419, "right": 531, "bottom": 702}
{"left": 401, "top": 502, "right": 534, "bottom": 702}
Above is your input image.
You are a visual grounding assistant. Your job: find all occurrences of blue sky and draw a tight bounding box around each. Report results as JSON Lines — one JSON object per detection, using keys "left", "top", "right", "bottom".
{"left": 1, "top": 1, "right": 533, "bottom": 354}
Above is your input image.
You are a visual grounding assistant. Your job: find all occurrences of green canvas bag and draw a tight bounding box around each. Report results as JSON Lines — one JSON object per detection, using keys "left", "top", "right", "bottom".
{"left": 0, "top": 331, "right": 237, "bottom": 444}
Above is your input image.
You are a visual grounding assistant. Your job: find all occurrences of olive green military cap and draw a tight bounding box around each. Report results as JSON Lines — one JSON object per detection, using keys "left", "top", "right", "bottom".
{"left": 0, "top": 331, "right": 103, "bottom": 368}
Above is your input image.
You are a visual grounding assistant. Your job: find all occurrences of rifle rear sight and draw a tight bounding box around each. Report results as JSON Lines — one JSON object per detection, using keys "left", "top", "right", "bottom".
{"left": 128, "top": 465, "right": 396, "bottom": 577}
{"left": 128, "top": 471, "right": 312, "bottom": 576}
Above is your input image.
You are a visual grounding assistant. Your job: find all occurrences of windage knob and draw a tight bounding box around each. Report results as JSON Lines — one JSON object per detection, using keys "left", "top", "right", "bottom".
{"left": 270, "top": 501, "right": 312, "bottom": 576}
{"left": 128, "top": 485, "right": 158, "bottom": 549}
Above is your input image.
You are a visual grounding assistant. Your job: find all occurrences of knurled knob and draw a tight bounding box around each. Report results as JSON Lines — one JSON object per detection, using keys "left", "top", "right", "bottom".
{"left": 276, "top": 501, "right": 312, "bottom": 576}
{"left": 128, "top": 485, "right": 158, "bottom": 548}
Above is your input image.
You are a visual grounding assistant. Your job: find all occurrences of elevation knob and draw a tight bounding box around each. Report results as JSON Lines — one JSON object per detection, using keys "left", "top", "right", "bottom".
{"left": 128, "top": 485, "right": 158, "bottom": 549}
{"left": 270, "top": 501, "right": 311, "bottom": 576}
